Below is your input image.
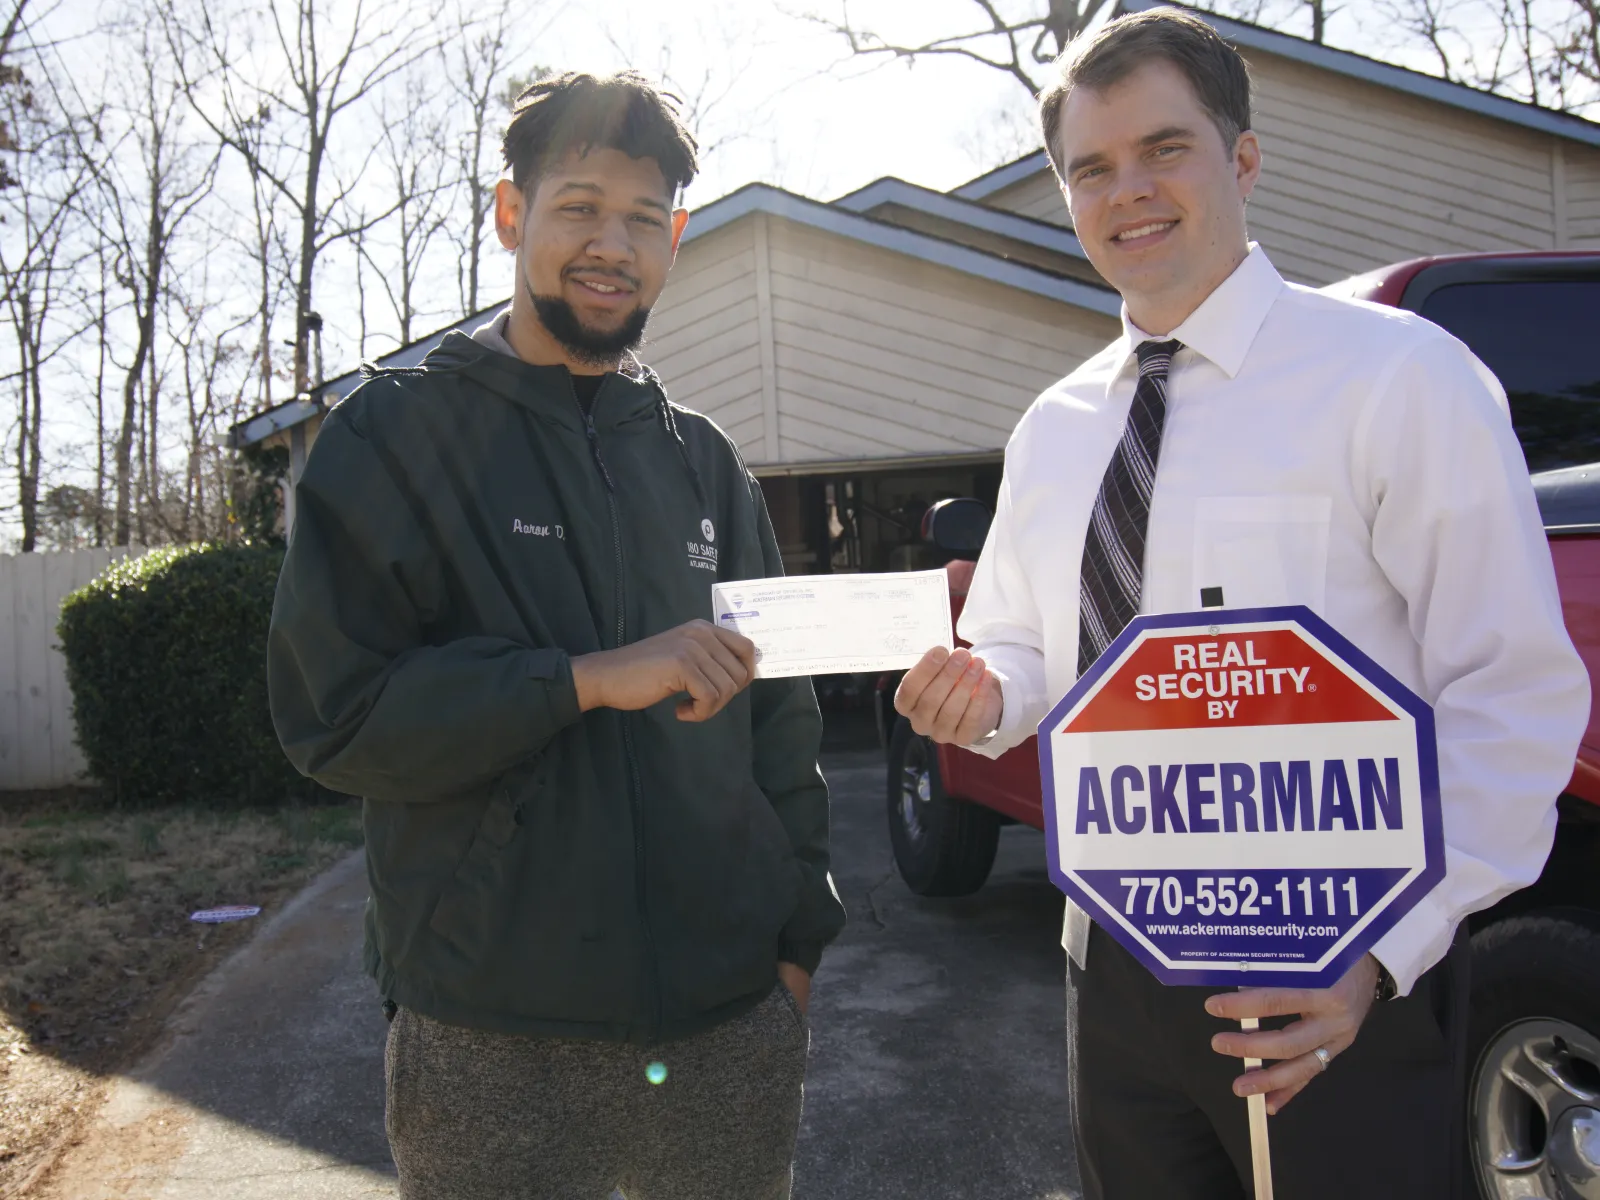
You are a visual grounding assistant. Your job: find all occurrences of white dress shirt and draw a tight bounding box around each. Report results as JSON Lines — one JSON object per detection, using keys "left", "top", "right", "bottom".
{"left": 959, "top": 245, "right": 1590, "bottom": 995}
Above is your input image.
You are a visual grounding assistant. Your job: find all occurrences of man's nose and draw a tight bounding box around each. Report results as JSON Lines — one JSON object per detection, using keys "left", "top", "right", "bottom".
{"left": 584, "top": 213, "right": 636, "bottom": 263}
{"left": 1107, "top": 161, "right": 1157, "bottom": 209}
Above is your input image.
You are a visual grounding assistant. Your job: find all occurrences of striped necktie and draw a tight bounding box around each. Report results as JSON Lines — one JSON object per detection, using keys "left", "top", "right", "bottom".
{"left": 1077, "top": 339, "right": 1182, "bottom": 676}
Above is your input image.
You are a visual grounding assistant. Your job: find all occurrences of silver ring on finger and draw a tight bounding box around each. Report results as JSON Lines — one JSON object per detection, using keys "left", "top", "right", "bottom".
{"left": 1312, "top": 1046, "right": 1333, "bottom": 1072}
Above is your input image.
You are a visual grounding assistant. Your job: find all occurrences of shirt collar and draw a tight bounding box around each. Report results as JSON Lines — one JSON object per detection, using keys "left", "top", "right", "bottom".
{"left": 1117, "top": 244, "right": 1284, "bottom": 380}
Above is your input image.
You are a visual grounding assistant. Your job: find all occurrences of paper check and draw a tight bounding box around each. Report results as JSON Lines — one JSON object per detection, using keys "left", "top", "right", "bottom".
{"left": 711, "top": 570, "right": 953, "bottom": 679}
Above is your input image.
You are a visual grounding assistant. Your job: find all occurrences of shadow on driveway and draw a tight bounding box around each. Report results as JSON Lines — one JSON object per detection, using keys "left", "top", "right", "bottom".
{"left": 45, "top": 748, "right": 1078, "bottom": 1199}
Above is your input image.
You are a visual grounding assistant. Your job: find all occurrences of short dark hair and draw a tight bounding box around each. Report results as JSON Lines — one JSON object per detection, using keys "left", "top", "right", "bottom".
{"left": 502, "top": 71, "right": 699, "bottom": 200}
{"left": 1039, "top": 8, "right": 1252, "bottom": 178}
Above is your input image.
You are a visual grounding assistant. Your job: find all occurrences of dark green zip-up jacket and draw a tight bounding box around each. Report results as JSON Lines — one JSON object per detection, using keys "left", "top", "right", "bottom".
{"left": 267, "top": 332, "right": 845, "bottom": 1044}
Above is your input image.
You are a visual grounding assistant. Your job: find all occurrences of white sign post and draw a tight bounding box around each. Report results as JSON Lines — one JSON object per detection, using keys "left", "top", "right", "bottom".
{"left": 1039, "top": 605, "right": 1443, "bottom": 1197}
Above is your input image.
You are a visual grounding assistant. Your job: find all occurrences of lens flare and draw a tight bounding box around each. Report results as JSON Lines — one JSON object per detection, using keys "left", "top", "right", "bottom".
{"left": 646, "top": 1061, "right": 668, "bottom": 1085}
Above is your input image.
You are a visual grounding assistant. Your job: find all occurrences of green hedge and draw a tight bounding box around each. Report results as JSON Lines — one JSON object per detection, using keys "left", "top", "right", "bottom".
{"left": 57, "top": 543, "right": 309, "bottom": 808}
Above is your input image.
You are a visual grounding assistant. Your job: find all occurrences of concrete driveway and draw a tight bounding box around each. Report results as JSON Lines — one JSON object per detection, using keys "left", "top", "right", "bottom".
{"left": 41, "top": 748, "right": 1079, "bottom": 1199}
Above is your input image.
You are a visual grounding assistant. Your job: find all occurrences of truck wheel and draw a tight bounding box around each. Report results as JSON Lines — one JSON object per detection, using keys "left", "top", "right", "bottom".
{"left": 1467, "top": 912, "right": 1600, "bottom": 1200}
{"left": 886, "top": 717, "right": 1000, "bottom": 897}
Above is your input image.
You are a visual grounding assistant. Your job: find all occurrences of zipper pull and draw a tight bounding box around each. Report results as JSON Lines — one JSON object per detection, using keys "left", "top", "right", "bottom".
{"left": 583, "top": 414, "right": 616, "bottom": 493}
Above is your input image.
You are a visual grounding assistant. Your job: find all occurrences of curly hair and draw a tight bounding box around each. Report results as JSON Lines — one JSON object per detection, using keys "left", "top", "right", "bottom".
{"left": 502, "top": 71, "right": 699, "bottom": 199}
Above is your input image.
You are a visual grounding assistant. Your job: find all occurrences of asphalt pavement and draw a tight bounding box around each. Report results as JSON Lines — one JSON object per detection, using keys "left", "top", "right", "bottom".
{"left": 42, "top": 742, "right": 1079, "bottom": 1200}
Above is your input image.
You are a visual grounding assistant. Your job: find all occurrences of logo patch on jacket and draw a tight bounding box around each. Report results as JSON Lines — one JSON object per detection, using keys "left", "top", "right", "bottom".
{"left": 688, "top": 520, "right": 718, "bottom": 572}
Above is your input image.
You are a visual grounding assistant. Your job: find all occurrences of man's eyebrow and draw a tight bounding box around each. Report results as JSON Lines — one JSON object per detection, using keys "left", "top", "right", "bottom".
{"left": 551, "top": 180, "right": 671, "bottom": 214}
{"left": 1066, "top": 149, "right": 1109, "bottom": 177}
{"left": 1140, "top": 125, "right": 1198, "bottom": 146}
{"left": 1067, "top": 126, "right": 1200, "bottom": 176}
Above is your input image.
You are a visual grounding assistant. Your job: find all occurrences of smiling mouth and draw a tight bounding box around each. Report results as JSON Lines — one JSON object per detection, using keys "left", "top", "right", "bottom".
{"left": 1113, "top": 221, "right": 1177, "bottom": 243}
{"left": 568, "top": 272, "right": 638, "bottom": 298}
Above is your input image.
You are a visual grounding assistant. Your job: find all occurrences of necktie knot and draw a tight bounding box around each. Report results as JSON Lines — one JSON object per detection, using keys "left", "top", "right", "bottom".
{"left": 1136, "top": 339, "right": 1182, "bottom": 380}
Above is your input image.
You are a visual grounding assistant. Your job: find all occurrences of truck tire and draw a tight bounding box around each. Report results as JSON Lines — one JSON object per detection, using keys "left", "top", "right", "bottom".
{"left": 1467, "top": 912, "right": 1600, "bottom": 1200}
{"left": 886, "top": 716, "right": 1000, "bottom": 896}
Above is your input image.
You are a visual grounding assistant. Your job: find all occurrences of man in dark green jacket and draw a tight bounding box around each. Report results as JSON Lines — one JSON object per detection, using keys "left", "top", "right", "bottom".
{"left": 267, "top": 71, "right": 844, "bottom": 1200}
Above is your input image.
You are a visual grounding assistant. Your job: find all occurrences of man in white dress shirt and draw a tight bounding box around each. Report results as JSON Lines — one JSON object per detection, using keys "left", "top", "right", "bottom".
{"left": 894, "top": 8, "right": 1589, "bottom": 1196}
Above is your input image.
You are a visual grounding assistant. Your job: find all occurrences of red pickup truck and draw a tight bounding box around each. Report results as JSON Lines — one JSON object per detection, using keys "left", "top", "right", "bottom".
{"left": 878, "top": 251, "right": 1600, "bottom": 1200}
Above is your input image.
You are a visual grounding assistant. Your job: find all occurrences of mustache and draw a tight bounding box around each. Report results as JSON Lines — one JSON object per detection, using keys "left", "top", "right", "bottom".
{"left": 563, "top": 265, "right": 641, "bottom": 289}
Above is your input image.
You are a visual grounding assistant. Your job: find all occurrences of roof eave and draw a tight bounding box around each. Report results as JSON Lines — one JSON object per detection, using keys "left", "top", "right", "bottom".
{"left": 685, "top": 183, "right": 1120, "bottom": 316}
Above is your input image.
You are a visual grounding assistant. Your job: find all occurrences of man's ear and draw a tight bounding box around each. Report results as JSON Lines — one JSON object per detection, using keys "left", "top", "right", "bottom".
{"left": 670, "top": 208, "right": 689, "bottom": 257}
{"left": 1234, "top": 130, "right": 1263, "bottom": 201}
{"left": 494, "top": 179, "right": 525, "bottom": 251}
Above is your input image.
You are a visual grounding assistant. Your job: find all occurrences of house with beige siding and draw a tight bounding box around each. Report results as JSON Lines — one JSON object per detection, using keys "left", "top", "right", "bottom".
{"left": 233, "top": 1, "right": 1600, "bottom": 576}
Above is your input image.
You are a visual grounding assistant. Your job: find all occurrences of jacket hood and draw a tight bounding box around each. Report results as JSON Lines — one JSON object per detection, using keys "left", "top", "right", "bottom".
{"left": 415, "top": 331, "right": 663, "bottom": 434}
{"left": 413, "top": 330, "right": 707, "bottom": 505}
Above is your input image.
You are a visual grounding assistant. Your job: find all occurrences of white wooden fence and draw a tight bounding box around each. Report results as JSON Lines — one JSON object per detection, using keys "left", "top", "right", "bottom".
{"left": 0, "top": 548, "right": 141, "bottom": 790}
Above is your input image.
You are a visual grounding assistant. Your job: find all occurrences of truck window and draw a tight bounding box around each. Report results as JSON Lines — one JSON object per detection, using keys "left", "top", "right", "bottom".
{"left": 1417, "top": 281, "right": 1600, "bottom": 472}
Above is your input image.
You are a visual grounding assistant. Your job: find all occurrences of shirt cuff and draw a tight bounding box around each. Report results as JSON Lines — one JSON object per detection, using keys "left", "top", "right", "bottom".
{"left": 1370, "top": 890, "right": 1457, "bottom": 997}
{"left": 962, "top": 666, "right": 1027, "bottom": 757}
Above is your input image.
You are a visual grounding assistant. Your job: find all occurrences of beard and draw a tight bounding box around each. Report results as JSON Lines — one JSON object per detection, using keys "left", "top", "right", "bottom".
{"left": 528, "top": 280, "right": 651, "bottom": 368}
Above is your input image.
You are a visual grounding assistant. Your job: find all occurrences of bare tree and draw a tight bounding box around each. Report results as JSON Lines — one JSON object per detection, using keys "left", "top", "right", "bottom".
{"left": 164, "top": 0, "right": 439, "bottom": 393}
{"left": 0, "top": 17, "right": 92, "bottom": 551}
{"left": 361, "top": 72, "right": 455, "bottom": 346}
{"left": 603, "top": 9, "right": 788, "bottom": 194}
{"left": 1376, "top": 0, "right": 1597, "bottom": 113}
{"left": 1553, "top": 0, "right": 1599, "bottom": 105}
{"left": 59, "top": 21, "right": 219, "bottom": 546}
{"left": 804, "top": 0, "right": 1105, "bottom": 96}
{"left": 0, "top": 0, "right": 31, "bottom": 192}
{"left": 442, "top": 0, "right": 529, "bottom": 319}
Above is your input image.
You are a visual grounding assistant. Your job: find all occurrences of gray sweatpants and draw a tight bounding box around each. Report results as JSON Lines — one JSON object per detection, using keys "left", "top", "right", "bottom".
{"left": 384, "top": 985, "right": 809, "bottom": 1200}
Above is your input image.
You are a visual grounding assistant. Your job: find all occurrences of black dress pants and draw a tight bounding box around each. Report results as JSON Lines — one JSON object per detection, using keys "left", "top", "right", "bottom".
{"left": 1066, "top": 922, "right": 1469, "bottom": 1200}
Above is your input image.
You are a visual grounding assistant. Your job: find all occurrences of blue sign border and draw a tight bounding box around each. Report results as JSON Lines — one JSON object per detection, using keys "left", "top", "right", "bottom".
{"left": 1037, "top": 605, "right": 1444, "bottom": 988}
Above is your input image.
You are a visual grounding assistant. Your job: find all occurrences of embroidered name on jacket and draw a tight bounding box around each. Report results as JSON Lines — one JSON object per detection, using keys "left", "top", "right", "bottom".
{"left": 513, "top": 519, "right": 563, "bottom": 539}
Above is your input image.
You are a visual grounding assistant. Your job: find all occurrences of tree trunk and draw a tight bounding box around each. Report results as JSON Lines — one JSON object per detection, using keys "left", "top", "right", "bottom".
{"left": 295, "top": 121, "right": 322, "bottom": 394}
{"left": 14, "top": 289, "right": 36, "bottom": 552}
{"left": 94, "top": 252, "right": 108, "bottom": 546}
{"left": 466, "top": 121, "right": 486, "bottom": 314}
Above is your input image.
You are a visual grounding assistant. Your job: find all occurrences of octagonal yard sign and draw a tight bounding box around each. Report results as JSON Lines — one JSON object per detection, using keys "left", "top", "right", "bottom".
{"left": 1040, "top": 605, "right": 1443, "bottom": 988}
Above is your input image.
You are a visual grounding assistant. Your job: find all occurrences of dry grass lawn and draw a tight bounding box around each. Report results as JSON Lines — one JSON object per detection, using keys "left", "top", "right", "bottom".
{"left": 0, "top": 791, "right": 363, "bottom": 1196}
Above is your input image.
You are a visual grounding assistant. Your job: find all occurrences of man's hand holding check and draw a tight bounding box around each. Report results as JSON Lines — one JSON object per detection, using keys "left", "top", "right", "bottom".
{"left": 894, "top": 646, "right": 1005, "bottom": 746}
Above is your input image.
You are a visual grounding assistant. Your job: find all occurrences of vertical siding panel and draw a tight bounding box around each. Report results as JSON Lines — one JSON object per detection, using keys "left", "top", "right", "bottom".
{"left": 14, "top": 553, "right": 50, "bottom": 788}
{"left": 43, "top": 551, "right": 74, "bottom": 785}
{"left": 1568, "top": 143, "right": 1600, "bottom": 248}
{"left": 0, "top": 555, "right": 18, "bottom": 789}
{"left": 752, "top": 214, "right": 781, "bottom": 463}
{"left": 47, "top": 550, "right": 99, "bottom": 784}
{"left": 0, "top": 546, "right": 137, "bottom": 790}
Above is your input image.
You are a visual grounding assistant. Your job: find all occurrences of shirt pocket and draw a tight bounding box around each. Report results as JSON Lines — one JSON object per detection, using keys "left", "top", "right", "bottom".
{"left": 1191, "top": 495, "right": 1332, "bottom": 612}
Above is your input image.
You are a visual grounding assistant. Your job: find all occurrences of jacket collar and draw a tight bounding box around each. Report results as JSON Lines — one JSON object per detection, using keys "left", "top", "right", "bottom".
{"left": 1118, "top": 243, "right": 1284, "bottom": 381}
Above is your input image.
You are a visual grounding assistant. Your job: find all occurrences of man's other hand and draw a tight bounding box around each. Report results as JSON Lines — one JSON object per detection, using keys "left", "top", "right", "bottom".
{"left": 894, "top": 646, "right": 1003, "bottom": 745}
{"left": 777, "top": 962, "right": 811, "bottom": 1016}
{"left": 572, "top": 620, "right": 758, "bottom": 722}
{"left": 1205, "top": 952, "right": 1381, "bottom": 1114}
